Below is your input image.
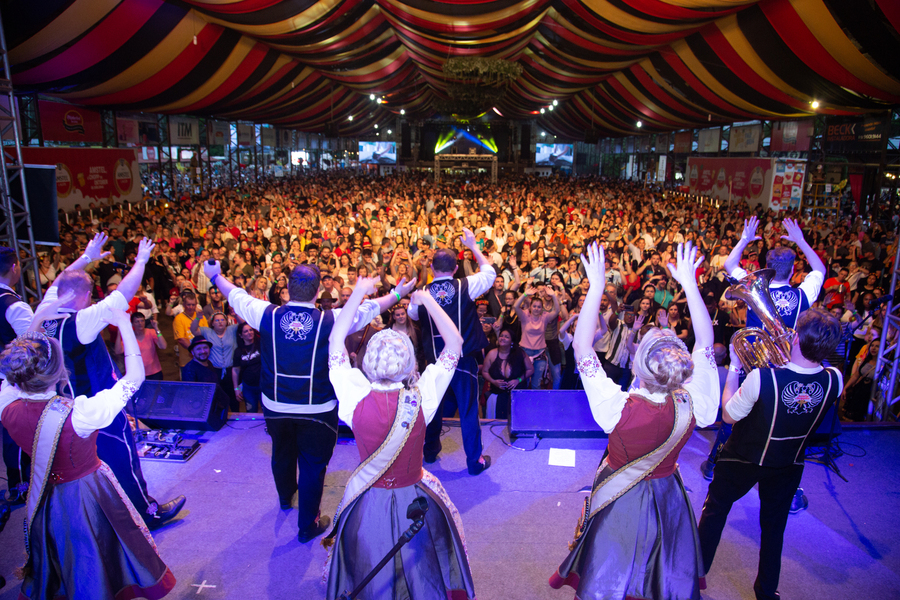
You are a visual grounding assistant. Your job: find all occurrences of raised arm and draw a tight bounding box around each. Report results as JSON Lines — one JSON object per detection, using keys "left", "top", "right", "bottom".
{"left": 573, "top": 243, "right": 606, "bottom": 357}
{"left": 724, "top": 217, "right": 760, "bottom": 276}
{"left": 782, "top": 218, "right": 826, "bottom": 277}
{"left": 666, "top": 242, "right": 713, "bottom": 349}
{"left": 329, "top": 277, "right": 378, "bottom": 356}
{"left": 412, "top": 289, "right": 463, "bottom": 356}
{"left": 62, "top": 232, "right": 110, "bottom": 275}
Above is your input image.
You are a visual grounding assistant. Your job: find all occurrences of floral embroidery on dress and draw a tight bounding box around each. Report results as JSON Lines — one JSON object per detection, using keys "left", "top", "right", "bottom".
{"left": 120, "top": 379, "right": 142, "bottom": 399}
{"left": 328, "top": 351, "right": 349, "bottom": 369}
{"left": 576, "top": 353, "right": 602, "bottom": 378}
{"left": 700, "top": 346, "right": 716, "bottom": 368}
{"left": 437, "top": 349, "right": 460, "bottom": 371}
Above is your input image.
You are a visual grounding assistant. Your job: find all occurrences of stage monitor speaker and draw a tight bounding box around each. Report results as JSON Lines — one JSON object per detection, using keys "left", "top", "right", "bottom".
{"left": 510, "top": 390, "right": 606, "bottom": 438}
{"left": 131, "top": 381, "right": 227, "bottom": 431}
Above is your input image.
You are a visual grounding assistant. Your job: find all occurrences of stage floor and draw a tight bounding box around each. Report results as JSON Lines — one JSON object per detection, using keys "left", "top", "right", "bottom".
{"left": 1, "top": 420, "right": 899, "bottom": 600}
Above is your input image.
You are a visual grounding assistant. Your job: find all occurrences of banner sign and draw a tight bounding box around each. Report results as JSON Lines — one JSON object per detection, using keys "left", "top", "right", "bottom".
{"left": 771, "top": 159, "right": 806, "bottom": 212}
{"left": 656, "top": 133, "right": 668, "bottom": 153}
{"left": 237, "top": 124, "right": 255, "bottom": 146}
{"left": 639, "top": 136, "right": 650, "bottom": 153}
{"left": 770, "top": 119, "right": 813, "bottom": 153}
{"left": 278, "top": 129, "right": 293, "bottom": 148}
{"left": 168, "top": 116, "right": 199, "bottom": 145}
{"left": 208, "top": 120, "right": 230, "bottom": 146}
{"left": 116, "top": 118, "right": 139, "bottom": 146}
{"left": 673, "top": 131, "right": 692, "bottom": 154}
{"left": 260, "top": 126, "right": 275, "bottom": 147}
{"left": 697, "top": 127, "right": 721, "bottom": 153}
{"left": 687, "top": 157, "right": 775, "bottom": 209}
{"left": 824, "top": 115, "right": 889, "bottom": 154}
{"left": 39, "top": 101, "right": 102, "bottom": 144}
{"left": 730, "top": 124, "right": 761, "bottom": 153}
{"left": 656, "top": 155, "right": 667, "bottom": 182}
{"left": 21, "top": 147, "right": 141, "bottom": 212}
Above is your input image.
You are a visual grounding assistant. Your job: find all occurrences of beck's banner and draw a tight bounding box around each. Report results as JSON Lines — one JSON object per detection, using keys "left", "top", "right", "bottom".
{"left": 824, "top": 115, "right": 889, "bottom": 154}
{"left": 687, "top": 157, "right": 775, "bottom": 209}
{"left": 39, "top": 101, "right": 103, "bottom": 144}
{"left": 21, "top": 147, "right": 141, "bottom": 212}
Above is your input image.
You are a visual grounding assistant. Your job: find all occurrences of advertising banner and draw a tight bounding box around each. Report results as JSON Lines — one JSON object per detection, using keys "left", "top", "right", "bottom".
{"left": 237, "top": 124, "right": 255, "bottom": 146}
{"left": 657, "top": 155, "right": 667, "bottom": 183}
{"left": 771, "top": 159, "right": 806, "bottom": 212}
{"left": 21, "top": 147, "right": 141, "bottom": 212}
{"left": 278, "top": 129, "right": 293, "bottom": 148}
{"left": 824, "top": 115, "right": 889, "bottom": 154}
{"left": 168, "top": 116, "right": 199, "bottom": 145}
{"left": 686, "top": 157, "right": 775, "bottom": 209}
{"left": 116, "top": 118, "right": 140, "bottom": 146}
{"left": 261, "top": 126, "right": 276, "bottom": 147}
{"left": 39, "top": 101, "right": 103, "bottom": 144}
{"left": 697, "top": 127, "right": 721, "bottom": 153}
{"left": 208, "top": 120, "right": 230, "bottom": 146}
{"left": 656, "top": 133, "right": 668, "bottom": 153}
{"left": 673, "top": 131, "right": 692, "bottom": 154}
{"left": 770, "top": 119, "right": 813, "bottom": 154}
{"left": 730, "top": 124, "right": 761, "bottom": 153}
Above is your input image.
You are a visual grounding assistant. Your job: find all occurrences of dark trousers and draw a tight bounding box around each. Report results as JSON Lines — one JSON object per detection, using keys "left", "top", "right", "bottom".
{"left": 697, "top": 460, "right": 804, "bottom": 600}
{"left": 706, "top": 423, "right": 733, "bottom": 463}
{"left": 96, "top": 411, "right": 156, "bottom": 519}
{"left": 423, "top": 355, "right": 483, "bottom": 471}
{"left": 266, "top": 416, "right": 337, "bottom": 531}
{"left": 2, "top": 425, "right": 30, "bottom": 489}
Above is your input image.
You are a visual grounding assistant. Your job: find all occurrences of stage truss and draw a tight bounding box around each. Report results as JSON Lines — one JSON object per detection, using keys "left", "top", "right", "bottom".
{"left": 434, "top": 154, "right": 497, "bottom": 184}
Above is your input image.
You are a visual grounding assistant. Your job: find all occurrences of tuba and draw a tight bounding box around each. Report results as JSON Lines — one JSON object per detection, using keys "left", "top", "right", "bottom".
{"left": 725, "top": 268, "right": 794, "bottom": 369}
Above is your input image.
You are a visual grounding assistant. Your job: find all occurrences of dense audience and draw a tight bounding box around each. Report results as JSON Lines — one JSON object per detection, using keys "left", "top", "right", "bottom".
{"left": 40, "top": 172, "right": 899, "bottom": 421}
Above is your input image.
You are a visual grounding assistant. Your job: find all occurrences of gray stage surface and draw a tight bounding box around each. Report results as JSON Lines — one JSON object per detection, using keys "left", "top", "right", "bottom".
{"left": 1, "top": 419, "right": 899, "bottom": 600}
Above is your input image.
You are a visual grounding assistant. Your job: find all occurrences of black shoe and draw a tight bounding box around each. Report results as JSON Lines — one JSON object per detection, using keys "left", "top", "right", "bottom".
{"left": 298, "top": 515, "right": 331, "bottom": 543}
{"left": 147, "top": 495, "right": 186, "bottom": 530}
{"left": 468, "top": 455, "right": 491, "bottom": 476}
{"left": 5, "top": 483, "right": 27, "bottom": 505}
{"left": 789, "top": 488, "right": 808, "bottom": 515}
{"left": 700, "top": 460, "right": 715, "bottom": 482}
{"left": 423, "top": 454, "right": 438, "bottom": 464}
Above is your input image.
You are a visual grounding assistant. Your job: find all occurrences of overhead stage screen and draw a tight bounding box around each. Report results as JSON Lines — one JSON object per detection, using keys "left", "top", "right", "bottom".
{"left": 535, "top": 143, "right": 573, "bottom": 167}
{"left": 359, "top": 141, "right": 396, "bottom": 164}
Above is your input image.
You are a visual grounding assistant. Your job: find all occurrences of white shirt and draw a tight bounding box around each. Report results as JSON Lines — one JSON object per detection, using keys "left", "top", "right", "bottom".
{"left": 724, "top": 363, "right": 843, "bottom": 422}
{"left": 39, "top": 287, "right": 129, "bottom": 344}
{"left": 0, "top": 377, "right": 141, "bottom": 438}
{"left": 329, "top": 348, "right": 458, "bottom": 429}
{"left": 577, "top": 346, "right": 720, "bottom": 433}
{"left": 227, "top": 287, "right": 381, "bottom": 415}
{"left": 0, "top": 283, "right": 34, "bottom": 336}
{"left": 408, "top": 263, "right": 496, "bottom": 321}
{"left": 730, "top": 266, "right": 824, "bottom": 305}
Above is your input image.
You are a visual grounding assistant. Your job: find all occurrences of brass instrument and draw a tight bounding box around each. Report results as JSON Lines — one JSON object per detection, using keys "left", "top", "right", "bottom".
{"left": 725, "top": 268, "right": 794, "bottom": 369}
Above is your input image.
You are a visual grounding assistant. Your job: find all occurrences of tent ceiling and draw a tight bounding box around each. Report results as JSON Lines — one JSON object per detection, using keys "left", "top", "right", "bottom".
{"left": 5, "top": 0, "right": 900, "bottom": 139}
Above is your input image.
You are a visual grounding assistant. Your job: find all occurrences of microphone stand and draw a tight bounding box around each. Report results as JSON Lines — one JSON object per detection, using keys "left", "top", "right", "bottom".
{"left": 338, "top": 497, "right": 429, "bottom": 600}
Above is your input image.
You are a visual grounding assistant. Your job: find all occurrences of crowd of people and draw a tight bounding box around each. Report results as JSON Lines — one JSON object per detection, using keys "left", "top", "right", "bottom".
{"left": 0, "top": 170, "right": 897, "bottom": 600}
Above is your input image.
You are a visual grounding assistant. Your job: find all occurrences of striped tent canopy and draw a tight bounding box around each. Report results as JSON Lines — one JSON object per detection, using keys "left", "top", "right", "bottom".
{"left": 5, "top": 0, "right": 900, "bottom": 138}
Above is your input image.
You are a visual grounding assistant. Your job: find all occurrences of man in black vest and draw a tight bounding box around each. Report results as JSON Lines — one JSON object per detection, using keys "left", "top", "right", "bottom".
{"left": 0, "top": 247, "right": 33, "bottom": 503}
{"left": 38, "top": 233, "right": 185, "bottom": 529}
{"left": 204, "top": 260, "right": 416, "bottom": 542}
{"left": 698, "top": 308, "right": 842, "bottom": 600}
{"left": 410, "top": 228, "right": 494, "bottom": 475}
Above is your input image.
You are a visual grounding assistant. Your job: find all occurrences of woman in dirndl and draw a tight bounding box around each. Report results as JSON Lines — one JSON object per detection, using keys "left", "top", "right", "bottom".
{"left": 324, "top": 276, "right": 476, "bottom": 600}
{"left": 549, "top": 242, "right": 719, "bottom": 600}
{"left": 0, "top": 304, "right": 174, "bottom": 600}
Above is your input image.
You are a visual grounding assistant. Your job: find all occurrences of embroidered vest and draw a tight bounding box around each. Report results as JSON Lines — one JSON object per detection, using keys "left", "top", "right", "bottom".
{"left": 43, "top": 313, "right": 119, "bottom": 397}
{"left": 0, "top": 290, "right": 21, "bottom": 346}
{"left": 747, "top": 285, "right": 808, "bottom": 330}
{"left": 420, "top": 277, "right": 486, "bottom": 362}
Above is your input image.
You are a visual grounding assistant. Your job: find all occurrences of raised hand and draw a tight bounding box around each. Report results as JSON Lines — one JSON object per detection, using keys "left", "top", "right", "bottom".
{"left": 741, "top": 216, "right": 761, "bottom": 243}
{"left": 780, "top": 218, "right": 806, "bottom": 245}
{"left": 580, "top": 241, "right": 606, "bottom": 287}
{"left": 460, "top": 228, "right": 477, "bottom": 249}
{"left": 632, "top": 312, "right": 646, "bottom": 331}
{"left": 136, "top": 238, "right": 156, "bottom": 264}
{"left": 356, "top": 276, "right": 379, "bottom": 297}
{"left": 394, "top": 276, "right": 418, "bottom": 298}
{"left": 83, "top": 232, "right": 111, "bottom": 262}
{"left": 203, "top": 259, "right": 222, "bottom": 280}
{"left": 409, "top": 290, "right": 429, "bottom": 306}
{"left": 666, "top": 242, "right": 703, "bottom": 287}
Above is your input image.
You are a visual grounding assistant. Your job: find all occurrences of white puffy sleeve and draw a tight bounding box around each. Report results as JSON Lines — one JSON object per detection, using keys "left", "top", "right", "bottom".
{"left": 71, "top": 378, "right": 143, "bottom": 438}
{"left": 415, "top": 349, "right": 460, "bottom": 425}
{"left": 685, "top": 345, "right": 721, "bottom": 428}
{"left": 576, "top": 351, "right": 629, "bottom": 434}
{"left": 328, "top": 349, "right": 373, "bottom": 429}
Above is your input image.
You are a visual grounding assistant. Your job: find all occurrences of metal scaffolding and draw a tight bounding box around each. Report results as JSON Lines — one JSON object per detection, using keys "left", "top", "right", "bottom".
{"left": 0, "top": 9, "right": 40, "bottom": 303}
{"left": 871, "top": 237, "right": 900, "bottom": 421}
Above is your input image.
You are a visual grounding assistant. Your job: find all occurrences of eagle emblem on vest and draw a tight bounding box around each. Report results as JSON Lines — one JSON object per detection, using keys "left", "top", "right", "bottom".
{"left": 430, "top": 281, "right": 456, "bottom": 306}
{"left": 40, "top": 319, "right": 60, "bottom": 339}
{"left": 280, "top": 311, "right": 314, "bottom": 341}
{"left": 771, "top": 289, "right": 799, "bottom": 317}
{"left": 781, "top": 381, "right": 824, "bottom": 415}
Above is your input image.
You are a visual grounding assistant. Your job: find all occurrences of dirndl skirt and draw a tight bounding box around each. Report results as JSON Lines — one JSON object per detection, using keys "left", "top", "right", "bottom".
{"left": 550, "top": 470, "right": 702, "bottom": 600}
{"left": 19, "top": 462, "right": 175, "bottom": 600}
{"left": 326, "top": 472, "right": 476, "bottom": 600}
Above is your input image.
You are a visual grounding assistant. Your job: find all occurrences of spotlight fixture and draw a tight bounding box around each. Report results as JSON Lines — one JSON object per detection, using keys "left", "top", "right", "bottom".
{"left": 637, "top": 121, "right": 642, "bottom": 128}
{"left": 400, "top": 109, "right": 405, "bottom": 115}
{"left": 348, "top": 115, "right": 353, "bottom": 121}
{"left": 552, "top": 100, "right": 558, "bottom": 106}
{"left": 540, "top": 108, "right": 545, "bottom": 114}
{"left": 549, "top": 105, "right": 554, "bottom": 111}
{"left": 370, "top": 94, "right": 375, "bottom": 100}
{"left": 374, "top": 124, "right": 378, "bottom": 129}
{"left": 387, "top": 129, "right": 392, "bottom": 134}
{"left": 811, "top": 100, "right": 820, "bottom": 109}
{"left": 541, "top": 131, "right": 546, "bottom": 136}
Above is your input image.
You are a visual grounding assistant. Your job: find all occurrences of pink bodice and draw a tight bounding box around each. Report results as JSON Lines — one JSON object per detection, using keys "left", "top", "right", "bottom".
{"left": 352, "top": 389, "right": 425, "bottom": 489}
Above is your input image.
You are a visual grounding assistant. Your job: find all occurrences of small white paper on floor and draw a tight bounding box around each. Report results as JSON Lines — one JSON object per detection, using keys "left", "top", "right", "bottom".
{"left": 548, "top": 448, "right": 576, "bottom": 467}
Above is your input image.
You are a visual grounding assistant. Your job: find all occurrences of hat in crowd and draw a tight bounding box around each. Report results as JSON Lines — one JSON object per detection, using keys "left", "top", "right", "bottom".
{"left": 321, "top": 274, "right": 333, "bottom": 281}
{"left": 189, "top": 337, "right": 212, "bottom": 352}
{"left": 546, "top": 255, "right": 559, "bottom": 262}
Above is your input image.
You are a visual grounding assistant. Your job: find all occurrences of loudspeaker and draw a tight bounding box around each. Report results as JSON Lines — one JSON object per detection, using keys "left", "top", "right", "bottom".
{"left": 401, "top": 122, "right": 411, "bottom": 158}
{"left": 510, "top": 390, "right": 607, "bottom": 438}
{"left": 7, "top": 165, "right": 59, "bottom": 246}
{"left": 130, "top": 381, "right": 227, "bottom": 431}
{"left": 520, "top": 124, "right": 531, "bottom": 160}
